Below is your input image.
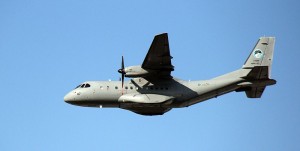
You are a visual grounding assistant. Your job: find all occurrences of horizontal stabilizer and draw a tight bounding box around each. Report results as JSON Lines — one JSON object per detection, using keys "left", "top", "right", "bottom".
{"left": 245, "top": 86, "right": 266, "bottom": 98}
{"left": 246, "top": 66, "right": 269, "bottom": 80}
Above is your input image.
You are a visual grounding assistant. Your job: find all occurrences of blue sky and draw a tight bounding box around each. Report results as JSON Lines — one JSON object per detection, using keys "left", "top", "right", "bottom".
{"left": 1, "top": 0, "right": 300, "bottom": 150}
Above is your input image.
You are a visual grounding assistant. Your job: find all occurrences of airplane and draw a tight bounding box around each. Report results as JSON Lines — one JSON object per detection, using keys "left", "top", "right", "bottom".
{"left": 64, "top": 33, "right": 276, "bottom": 116}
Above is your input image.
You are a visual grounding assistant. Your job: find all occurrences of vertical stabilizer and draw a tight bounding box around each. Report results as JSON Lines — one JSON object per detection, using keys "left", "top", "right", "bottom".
{"left": 243, "top": 37, "right": 275, "bottom": 78}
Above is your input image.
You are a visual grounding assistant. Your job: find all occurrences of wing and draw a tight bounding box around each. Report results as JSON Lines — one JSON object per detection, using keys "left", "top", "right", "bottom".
{"left": 142, "top": 33, "right": 174, "bottom": 79}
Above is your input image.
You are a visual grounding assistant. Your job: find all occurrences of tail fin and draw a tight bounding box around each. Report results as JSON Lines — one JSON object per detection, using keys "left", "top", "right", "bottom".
{"left": 243, "top": 37, "right": 275, "bottom": 78}
{"left": 239, "top": 37, "right": 276, "bottom": 98}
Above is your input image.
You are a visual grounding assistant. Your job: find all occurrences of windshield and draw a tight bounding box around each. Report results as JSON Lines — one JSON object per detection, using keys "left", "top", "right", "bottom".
{"left": 75, "top": 83, "right": 91, "bottom": 89}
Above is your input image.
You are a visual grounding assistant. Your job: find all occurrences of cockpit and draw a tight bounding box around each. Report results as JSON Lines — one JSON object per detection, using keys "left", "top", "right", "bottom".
{"left": 75, "top": 83, "right": 91, "bottom": 89}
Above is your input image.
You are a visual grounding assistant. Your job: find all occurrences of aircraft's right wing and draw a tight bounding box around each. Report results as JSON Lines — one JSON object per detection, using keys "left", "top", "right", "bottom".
{"left": 141, "top": 33, "right": 174, "bottom": 79}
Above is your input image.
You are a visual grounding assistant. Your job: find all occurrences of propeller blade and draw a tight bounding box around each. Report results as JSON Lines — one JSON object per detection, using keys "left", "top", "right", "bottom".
{"left": 122, "top": 56, "right": 124, "bottom": 70}
{"left": 118, "top": 56, "right": 125, "bottom": 74}
{"left": 122, "top": 72, "right": 124, "bottom": 88}
{"left": 117, "top": 56, "right": 125, "bottom": 95}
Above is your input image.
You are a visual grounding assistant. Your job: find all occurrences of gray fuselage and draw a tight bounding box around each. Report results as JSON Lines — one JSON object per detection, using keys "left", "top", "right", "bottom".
{"left": 64, "top": 69, "right": 247, "bottom": 109}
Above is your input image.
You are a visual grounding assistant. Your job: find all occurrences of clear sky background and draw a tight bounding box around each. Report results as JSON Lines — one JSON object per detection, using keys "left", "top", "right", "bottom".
{"left": 1, "top": 0, "right": 300, "bottom": 151}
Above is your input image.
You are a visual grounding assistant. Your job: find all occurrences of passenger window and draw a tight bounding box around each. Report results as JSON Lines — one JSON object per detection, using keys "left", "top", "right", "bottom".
{"left": 100, "top": 86, "right": 103, "bottom": 89}
{"left": 125, "top": 86, "right": 128, "bottom": 89}
{"left": 115, "top": 86, "right": 118, "bottom": 89}
{"left": 130, "top": 86, "right": 133, "bottom": 89}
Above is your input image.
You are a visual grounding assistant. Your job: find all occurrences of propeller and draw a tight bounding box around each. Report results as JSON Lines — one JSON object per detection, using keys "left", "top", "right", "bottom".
{"left": 118, "top": 56, "right": 125, "bottom": 94}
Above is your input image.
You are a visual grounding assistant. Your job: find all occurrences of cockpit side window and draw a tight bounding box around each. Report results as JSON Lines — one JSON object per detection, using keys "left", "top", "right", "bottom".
{"left": 85, "top": 83, "right": 91, "bottom": 88}
{"left": 81, "top": 84, "right": 86, "bottom": 88}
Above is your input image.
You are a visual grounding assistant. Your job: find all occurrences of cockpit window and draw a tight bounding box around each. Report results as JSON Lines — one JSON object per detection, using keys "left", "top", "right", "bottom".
{"left": 75, "top": 83, "right": 91, "bottom": 89}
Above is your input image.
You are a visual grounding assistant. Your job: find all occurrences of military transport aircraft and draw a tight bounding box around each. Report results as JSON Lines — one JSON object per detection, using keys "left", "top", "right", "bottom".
{"left": 64, "top": 33, "right": 276, "bottom": 115}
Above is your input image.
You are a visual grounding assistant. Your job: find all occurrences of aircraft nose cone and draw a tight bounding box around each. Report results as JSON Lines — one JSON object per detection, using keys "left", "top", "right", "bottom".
{"left": 64, "top": 93, "right": 73, "bottom": 103}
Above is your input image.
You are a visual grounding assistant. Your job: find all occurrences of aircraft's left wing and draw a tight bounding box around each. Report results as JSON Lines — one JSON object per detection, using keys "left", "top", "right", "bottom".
{"left": 142, "top": 33, "right": 174, "bottom": 79}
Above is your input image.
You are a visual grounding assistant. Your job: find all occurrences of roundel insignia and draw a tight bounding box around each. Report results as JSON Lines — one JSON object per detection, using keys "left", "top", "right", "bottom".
{"left": 253, "top": 49, "right": 264, "bottom": 59}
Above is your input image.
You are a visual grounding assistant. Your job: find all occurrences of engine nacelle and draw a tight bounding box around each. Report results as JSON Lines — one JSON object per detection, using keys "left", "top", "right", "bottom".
{"left": 124, "top": 65, "right": 150, "bottom": 77}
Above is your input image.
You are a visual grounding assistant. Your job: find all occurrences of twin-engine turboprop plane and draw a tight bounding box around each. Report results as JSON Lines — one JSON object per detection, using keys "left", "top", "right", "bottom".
{"left": 64, "top": 33, "right": 276, "bottom": 115}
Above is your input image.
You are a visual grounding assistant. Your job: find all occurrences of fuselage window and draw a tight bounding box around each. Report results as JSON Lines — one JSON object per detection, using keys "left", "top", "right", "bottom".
{"left": 125, "top": 86, "right": 128, "bottom": 89}
{"left": 100, "top": 86, "right": 103, "bottom": 89}
{"left": 130, "top": 86, "right": 133, "bottom": 89}
{"left": 115, "top": 86, "right": 118, "bottom": 89}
